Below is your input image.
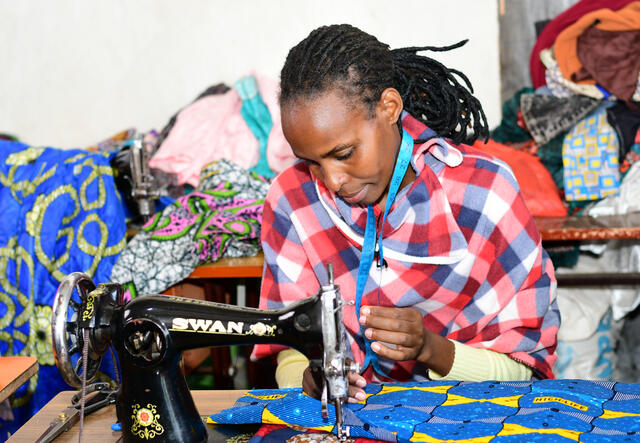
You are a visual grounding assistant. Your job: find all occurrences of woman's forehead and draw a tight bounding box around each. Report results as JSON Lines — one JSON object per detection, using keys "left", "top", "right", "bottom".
{"left": 282, "top": 91, "right": 367, "bottom": 134}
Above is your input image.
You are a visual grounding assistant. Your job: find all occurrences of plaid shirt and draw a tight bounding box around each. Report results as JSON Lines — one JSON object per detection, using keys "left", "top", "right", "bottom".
{"left": 252, "top": 112, "right": 559, "bottom": 380}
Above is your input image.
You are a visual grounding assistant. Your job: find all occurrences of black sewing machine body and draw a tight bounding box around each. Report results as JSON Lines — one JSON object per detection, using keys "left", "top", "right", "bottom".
{"left": 52, "top": 270, "right": 354, "bottom": 442}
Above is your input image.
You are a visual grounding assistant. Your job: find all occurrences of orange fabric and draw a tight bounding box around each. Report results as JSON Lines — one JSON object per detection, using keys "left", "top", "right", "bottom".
{"left": 554, "top": 2, "right": 640, "bottom": 85}
{"left": 474, "top": 139, "right": 567, "bottom": 217}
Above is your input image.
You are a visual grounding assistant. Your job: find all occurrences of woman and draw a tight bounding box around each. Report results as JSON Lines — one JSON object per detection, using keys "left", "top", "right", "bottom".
{"left": 251, "top": 24, "right": 559, "bottom": 403}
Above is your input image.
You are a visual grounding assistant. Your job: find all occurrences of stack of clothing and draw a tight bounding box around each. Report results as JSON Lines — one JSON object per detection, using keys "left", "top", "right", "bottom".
{"left": 492, "top": 0, "right": 640, "bottom": 383}
{"left": 495, "top": 0, "right": 640, "bottom": 215}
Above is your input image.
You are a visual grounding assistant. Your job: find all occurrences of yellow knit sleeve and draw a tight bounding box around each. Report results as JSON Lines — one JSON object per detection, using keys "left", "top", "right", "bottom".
{"left": 429, "top": 339, "right": 533, "bottom": 381}
{"left": 275, "top": 349, "right": 309, "bottom": 388}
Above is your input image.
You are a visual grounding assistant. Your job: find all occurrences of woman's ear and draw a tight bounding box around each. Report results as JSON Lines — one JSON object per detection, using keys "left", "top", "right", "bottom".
{"left": 378, "top": 88, "right": 403, "bottom": 125}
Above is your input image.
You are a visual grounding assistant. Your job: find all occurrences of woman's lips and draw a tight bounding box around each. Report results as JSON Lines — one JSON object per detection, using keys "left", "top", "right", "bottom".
{"left": 342, "top": 185, "right": 368, "bottom": 204}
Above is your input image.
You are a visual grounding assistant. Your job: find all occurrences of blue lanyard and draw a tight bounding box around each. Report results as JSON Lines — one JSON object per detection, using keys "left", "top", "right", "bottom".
{"left": 355, "top": 128, "right": 413, "bottom": 375}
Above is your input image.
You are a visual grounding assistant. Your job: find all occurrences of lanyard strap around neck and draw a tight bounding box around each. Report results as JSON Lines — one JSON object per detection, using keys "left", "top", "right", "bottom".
{"left": 355, "top": 127, "right": 413, "bottom": 375}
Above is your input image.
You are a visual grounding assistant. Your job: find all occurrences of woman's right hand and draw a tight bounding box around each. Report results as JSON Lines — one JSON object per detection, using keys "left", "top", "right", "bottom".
{"left": 302, "top": 366, "right": 367, "bottom": 403}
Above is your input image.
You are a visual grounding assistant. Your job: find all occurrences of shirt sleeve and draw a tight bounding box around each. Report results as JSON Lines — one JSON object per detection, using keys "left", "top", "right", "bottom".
{"left": 429, "top": 339, "right": 533, "bottom": 381}
{"left": 275, "top": 349, "right": 309, "bottom": 388}
{"left": 250, "top": 177, "right": 321, "bottom": 362}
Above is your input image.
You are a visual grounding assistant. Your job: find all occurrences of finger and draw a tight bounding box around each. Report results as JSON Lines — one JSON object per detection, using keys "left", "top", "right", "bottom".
{"left": 364, "top": 327, "right": 420, "bottom": 349}
{"left": 360, "top": 305, "right": 420, "bottom": 321}
{"left": 348, "top": 371, "right": 366, "bottom": 389}
{"left": 348, "top": 385, "right": 366, "bottom": 403}
{"left": 370, "top": 341, "right": 416, "bottom": 361}
{"left": 360, "top": 312, "right": 420, "bottom": 334}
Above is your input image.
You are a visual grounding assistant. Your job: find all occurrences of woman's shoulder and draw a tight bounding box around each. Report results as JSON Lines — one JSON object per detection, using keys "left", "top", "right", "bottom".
{"left": 449, "top": 141, "right": 521, "bottom": 190}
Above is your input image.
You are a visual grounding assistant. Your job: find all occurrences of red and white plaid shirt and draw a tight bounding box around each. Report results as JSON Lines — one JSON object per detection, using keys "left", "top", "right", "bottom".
{"left": 252, "top": 112, "right": 559, "bottom": 380}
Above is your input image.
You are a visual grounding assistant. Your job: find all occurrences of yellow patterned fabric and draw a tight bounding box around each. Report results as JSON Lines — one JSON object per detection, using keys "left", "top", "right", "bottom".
{"left": 562, "top": 109, "right": 621, "bottom": 201}
{"left": 210, "top": 380, "right": 640, "bottom": 441}
{"left": 0, "top": 140, "right": 126, "bottom": 437}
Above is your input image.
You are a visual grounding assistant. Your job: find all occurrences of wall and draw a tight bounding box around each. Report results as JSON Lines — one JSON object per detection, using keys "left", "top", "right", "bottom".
{"left": 0, "top": 0, "right": 500, "bottom": 148}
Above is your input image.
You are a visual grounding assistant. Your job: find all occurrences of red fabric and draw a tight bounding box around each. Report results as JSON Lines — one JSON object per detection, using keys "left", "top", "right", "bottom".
{"left": 529, "top": 0, "right": 636, "bottom": 89}
{"left": 473, "top": 139, "right": 568, "bottom": 217}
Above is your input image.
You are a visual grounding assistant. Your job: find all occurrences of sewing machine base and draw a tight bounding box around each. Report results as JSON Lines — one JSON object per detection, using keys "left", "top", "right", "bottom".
{"left": 116, "top": 356, "right": 206, "bottom": 442}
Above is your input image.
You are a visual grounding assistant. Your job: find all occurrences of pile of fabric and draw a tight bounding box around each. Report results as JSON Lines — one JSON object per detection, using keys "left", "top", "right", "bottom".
{"left": 492, "top": 0, "right": 640, "bottom": 383}
{"left": 110, "top": 72, "right": 296, "bottom": 296}
{"left": 0, "top": 72, "right": 294, "bottom": 440}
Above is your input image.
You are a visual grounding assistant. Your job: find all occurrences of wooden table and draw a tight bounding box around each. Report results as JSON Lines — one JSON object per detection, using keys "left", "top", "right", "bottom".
{"left": 0, "top": 356, "right": 38, "bottom": 403}
{"left": 188, "top": 251, "right": 264, "bottom": 279}
{"left": 8, "top": 389, "right": 246, "bottom": 442}
{"left": 535, "top": 213, "right": 640, "bottom": 242}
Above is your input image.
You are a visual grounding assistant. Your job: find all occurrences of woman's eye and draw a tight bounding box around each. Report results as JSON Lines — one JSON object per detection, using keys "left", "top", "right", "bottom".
{"left": 335, "top": 149, "right": 354, "bottom": 161}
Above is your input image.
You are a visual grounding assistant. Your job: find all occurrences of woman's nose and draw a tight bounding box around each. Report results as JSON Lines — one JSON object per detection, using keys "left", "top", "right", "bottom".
{"left": 323, "top": 167, "right": 348, "bottom": 193}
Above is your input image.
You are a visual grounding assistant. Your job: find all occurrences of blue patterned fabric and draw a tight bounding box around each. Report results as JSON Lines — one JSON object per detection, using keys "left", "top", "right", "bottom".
{"left": 0, "top": 140, "right": 127, "bottom": 440}
{"left": 210, "top": 380, "right": 640, "bottom": 442}
{"left": 562, "top": 110, "right": 621, "bottom": 201}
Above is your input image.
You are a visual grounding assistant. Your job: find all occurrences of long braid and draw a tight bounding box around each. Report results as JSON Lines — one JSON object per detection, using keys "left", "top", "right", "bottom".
{"left": 280, "top": 24, "right": 489, "bottom": 145}
{"left": 391, "top": 41, "right": 488, "bottom": 144}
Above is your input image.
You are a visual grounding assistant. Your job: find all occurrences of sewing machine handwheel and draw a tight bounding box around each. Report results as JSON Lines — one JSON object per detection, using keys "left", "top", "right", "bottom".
{"left": 52, "top": 272, "right": 103, "bottom": 388}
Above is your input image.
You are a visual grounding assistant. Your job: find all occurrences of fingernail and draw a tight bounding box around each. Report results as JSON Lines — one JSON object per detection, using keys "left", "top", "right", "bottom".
{"left": 356, "top": 392, "right": 366, "bottom": 401}
{"left": 359, "top": 316, "right": 367, "bottom": 325}
{"left": 356, "top": 378, "right": 366, "bottom": 387}
{"left": 365, "top": 328, "right": 372, "bottom": 339}
{"left": 361, "top": 307, "right": 370, "bottom": 316}
{"left": 371, "top": 342, "right": 380, "bottom": 352}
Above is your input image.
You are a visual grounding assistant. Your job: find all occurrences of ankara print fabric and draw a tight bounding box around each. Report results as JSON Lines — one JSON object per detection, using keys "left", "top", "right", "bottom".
{"left": 110, "top": 159, "right": 268, "bottom": 296}
{"left": 563, "top": 110, "right": 621, "bottom": 202}
{"left": 209, "top": 380, "right": 640, "bottom": 442}
{"left": 0, "top": 140, "right": 127, "bottom": 437}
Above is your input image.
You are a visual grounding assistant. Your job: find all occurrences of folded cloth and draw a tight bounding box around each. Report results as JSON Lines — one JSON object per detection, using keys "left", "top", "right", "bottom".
{"left": 541, "top": 48, "right": 608, "bottom": 100}
{"left": 149, "top": 73, "right": 295, "bottom": 186}
{"left": 529, "top": 0, "right": 637, "bottom": 89}
{"left": 110, "top": 159, "right": 268, "bottom": 296}
{"left": 606, "top": 101, "right": 640, "bottom": 158}
{"left": 574, "top": 27, "right": 640, "bottom": 106}
{"left": 520, "top": 93, "right": 600, "bottom": 146}
{"left": 554, "top": 2, "right": 640, "bottom": 88}
{"left": 210, "top": 381, "right": 640, "bottom": 442}
{"left": 563, "top": 109, "right": 621, "bottom": 201}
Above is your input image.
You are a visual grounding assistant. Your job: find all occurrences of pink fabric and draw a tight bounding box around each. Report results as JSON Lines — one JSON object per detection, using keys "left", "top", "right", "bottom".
{"left": 149, "top": 73, "right": 296, "bottom": 186}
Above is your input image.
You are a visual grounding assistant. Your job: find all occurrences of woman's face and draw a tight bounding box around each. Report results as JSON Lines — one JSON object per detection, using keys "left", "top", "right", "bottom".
{"left": 281, "top": 88, "right": 405, "bottom": 208}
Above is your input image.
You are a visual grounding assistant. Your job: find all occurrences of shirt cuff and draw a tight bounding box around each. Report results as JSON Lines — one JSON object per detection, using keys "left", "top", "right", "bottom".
{"left": 429, "top": 339, "right": 533, "bottom": 381}
{"left": 275, "top": 349, "right": 309, "bottom": 388}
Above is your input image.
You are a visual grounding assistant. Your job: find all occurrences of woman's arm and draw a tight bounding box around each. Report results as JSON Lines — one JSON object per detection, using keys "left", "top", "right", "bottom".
{"left": 429, "top": 339, "right": 533, "bottom": 381}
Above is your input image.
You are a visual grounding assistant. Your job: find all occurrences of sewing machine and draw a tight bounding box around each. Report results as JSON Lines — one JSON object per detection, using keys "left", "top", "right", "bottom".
{"left": 110, "top": 134, "right": 161, "bottom": 224}
{"left": 126, "top": 135, "right": 160, "bottom": 222}
{"left": 51, "top": 264, "right": 358, "bottom": 442}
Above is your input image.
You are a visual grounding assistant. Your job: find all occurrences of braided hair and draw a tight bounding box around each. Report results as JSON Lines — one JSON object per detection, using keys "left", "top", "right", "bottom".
{"left": 280, "top": 24, "right": 488, "bottom": 145}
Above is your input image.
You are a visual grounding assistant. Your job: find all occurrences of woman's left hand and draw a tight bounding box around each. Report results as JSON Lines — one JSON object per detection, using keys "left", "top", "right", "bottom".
{"left": 359, "top": 305, "right": 426, "bottom": 361}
